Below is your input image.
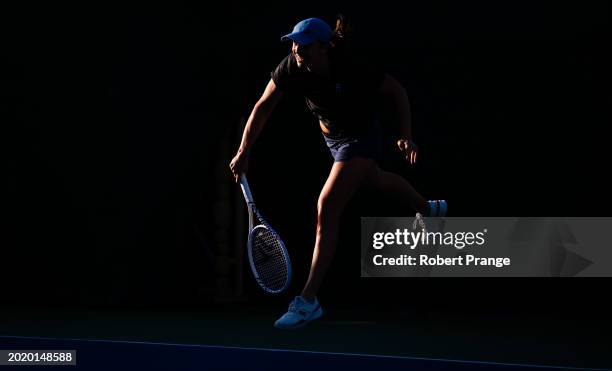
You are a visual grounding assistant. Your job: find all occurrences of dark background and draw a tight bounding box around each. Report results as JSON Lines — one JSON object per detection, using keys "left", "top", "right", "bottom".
{"left": 2, "top": 1, "right": 610, "bottom": 321}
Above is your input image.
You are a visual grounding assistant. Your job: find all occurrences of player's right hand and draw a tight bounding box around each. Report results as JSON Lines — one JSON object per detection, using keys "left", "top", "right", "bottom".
{"left": 229, "top": 151, "right": 249, "bottom": 183}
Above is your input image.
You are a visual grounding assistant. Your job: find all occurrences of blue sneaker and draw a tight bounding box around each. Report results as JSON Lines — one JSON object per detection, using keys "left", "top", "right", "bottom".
{"left": 274, "top": 296, "right": 323, "bottom": 329}
{"left": 426, "top": 200, "right": 447, "bottom": 217}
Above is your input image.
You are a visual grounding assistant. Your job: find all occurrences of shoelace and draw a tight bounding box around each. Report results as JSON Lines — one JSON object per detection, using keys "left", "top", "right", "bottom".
{"left": 288, "top": 298, "right": 303, "bottom": 313}
{"left": 413, "top": 213, "right": 427, "bottom": 234}
{"left": 288, "top": 298, "right": 312, "bottom": 314}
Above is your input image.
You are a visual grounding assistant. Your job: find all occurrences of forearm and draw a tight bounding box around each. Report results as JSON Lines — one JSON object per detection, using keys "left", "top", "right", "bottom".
{"left": 393, "top": 88, "right": 412, "bottom": 140}
{"left": 238, "top": 101, "right": 274, "bottom": 154}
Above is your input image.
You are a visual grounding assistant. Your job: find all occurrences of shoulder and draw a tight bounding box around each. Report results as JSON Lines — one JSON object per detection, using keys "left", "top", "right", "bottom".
{"left": 271, "top": 53, "right": 302, "bottom": 90}
{"left": 275, "top": 53, "right": 300, "bottom": 75}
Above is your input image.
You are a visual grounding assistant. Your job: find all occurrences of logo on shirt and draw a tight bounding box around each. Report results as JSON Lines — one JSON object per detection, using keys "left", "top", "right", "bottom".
{"left": 335, "top": 83, "right": 342, "bottom": 94}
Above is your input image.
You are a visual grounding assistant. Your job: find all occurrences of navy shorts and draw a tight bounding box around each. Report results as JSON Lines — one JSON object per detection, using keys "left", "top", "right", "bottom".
{"left": 322, "top": 124, "right": 383, "bottom": 162}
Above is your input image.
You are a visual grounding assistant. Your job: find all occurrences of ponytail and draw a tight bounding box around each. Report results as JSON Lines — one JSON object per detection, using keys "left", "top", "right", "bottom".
{"left": 330, "top": 13, "right": 352, "bottom": 52}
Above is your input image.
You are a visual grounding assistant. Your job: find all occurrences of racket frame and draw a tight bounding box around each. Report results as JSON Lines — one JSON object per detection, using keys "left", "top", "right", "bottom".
{"left": 239, "top": 175, "right": 292, "bottom": 294}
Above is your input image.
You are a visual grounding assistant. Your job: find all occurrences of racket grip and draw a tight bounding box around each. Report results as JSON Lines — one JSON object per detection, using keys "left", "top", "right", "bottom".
{"left": 239, "top": 174, "right": 255, "bottom": 204}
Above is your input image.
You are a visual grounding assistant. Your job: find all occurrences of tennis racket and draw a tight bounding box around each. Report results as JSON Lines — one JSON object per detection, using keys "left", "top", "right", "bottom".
{"left": 239, "top": 174, "right": 291, "bottom": 294}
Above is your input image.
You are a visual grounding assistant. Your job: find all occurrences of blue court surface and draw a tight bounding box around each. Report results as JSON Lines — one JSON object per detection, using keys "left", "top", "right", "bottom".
{"left": 1, "top": 335, "right": 609, "bottom": 371}
{"left": 1, "top": 307, "right": 610, "bottom": 371}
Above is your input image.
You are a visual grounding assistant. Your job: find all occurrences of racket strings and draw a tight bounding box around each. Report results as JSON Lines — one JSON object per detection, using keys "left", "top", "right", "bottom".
{"left": 252, "top": 227, "right": 289, "bottom": 291}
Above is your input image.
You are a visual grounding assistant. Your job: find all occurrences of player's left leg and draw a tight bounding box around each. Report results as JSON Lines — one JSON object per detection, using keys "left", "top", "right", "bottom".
{"left": 274, "top": 157, "right": 376, "bottom": 329}
{"left": 364, "top": 166, "right": 447, "bottom": 217}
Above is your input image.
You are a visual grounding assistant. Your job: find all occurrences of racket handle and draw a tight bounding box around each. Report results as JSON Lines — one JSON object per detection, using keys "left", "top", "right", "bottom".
{"left": 239, "top": 174, "right": 255, "bottom": 204}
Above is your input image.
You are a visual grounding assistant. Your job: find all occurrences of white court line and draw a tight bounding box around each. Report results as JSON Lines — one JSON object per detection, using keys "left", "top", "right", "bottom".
{"left": 0, "top": 335, "right": 609, "bottom": 371}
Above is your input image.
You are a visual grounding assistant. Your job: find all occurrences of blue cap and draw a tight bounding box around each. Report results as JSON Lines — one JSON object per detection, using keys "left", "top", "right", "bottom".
{"left": 281, "top": 18, "right": 333, "bottom": 45}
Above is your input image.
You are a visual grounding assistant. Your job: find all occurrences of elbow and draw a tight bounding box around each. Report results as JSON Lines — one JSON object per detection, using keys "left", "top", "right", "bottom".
{"left": 393, "top": 82, "right": 408, "bottom": 99}
{"left": 399, "top": 85, "right": 408, "bottom": 97}
{"left": 388, "top": 86, "right": 409, "bottom": 107}
{"left": 257, "top": 94, "right": 278, "bottom": 110}
{"left": 254, "top": 100, "right": 270, "bottom": 115}
{"left": 252, "top": 99, "right": 274, "bottom": 120}
{"left": 392, "top": 82, "right": 409, "bottom": 104}
{"left": 381, "top": 74, "right": 408, "bottom": 99}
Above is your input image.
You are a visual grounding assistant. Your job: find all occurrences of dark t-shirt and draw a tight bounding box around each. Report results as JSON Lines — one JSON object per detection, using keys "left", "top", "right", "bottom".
{"left": 271, "top": 52, "right": 385, "bottom": 137}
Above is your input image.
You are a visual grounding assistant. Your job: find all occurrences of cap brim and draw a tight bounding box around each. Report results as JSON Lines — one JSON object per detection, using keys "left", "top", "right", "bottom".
{"left": 280, "top": 32, "right": 316, "bottom": 45}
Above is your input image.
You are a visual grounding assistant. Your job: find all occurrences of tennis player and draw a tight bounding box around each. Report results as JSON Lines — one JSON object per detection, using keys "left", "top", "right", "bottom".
{"left": 229, "top": 16, "right": 447, "bottom": 329}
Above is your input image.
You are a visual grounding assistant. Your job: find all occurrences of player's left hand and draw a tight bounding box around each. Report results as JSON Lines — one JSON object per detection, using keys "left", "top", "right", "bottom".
{"left": 397, "top": 138, "right": 418, "bottom": 165}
